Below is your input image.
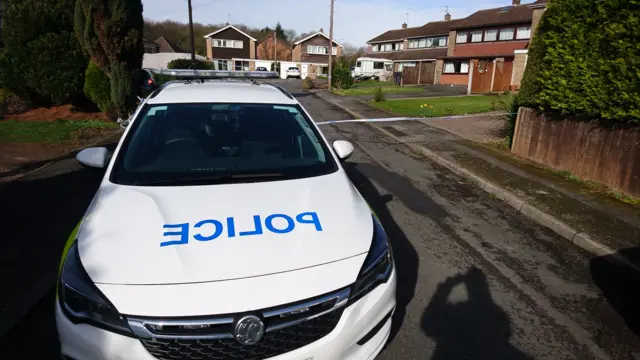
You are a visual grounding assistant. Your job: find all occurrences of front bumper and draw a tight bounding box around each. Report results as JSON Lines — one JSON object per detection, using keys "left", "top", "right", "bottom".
{"left": 56, "top": 268, "right": 396, "bottom": 360}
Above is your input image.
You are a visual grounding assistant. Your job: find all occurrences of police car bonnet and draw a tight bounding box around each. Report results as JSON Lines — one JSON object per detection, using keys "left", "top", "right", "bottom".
{"left": 76, "top": 173, "right": 374, "bottom": 285}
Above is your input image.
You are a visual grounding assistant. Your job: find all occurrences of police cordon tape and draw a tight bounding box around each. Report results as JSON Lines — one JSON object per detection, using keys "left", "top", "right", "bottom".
{"left": 314, "top": 112, "right": 516, "bottom": 126}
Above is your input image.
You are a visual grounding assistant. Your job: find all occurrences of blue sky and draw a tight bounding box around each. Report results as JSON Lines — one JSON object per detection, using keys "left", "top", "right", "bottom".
{"left": 141, "top": 0, "right": 537, "bottom": 46}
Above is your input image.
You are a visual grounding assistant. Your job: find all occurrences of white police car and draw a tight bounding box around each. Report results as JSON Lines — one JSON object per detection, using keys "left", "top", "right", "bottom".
{"left": 56, "top": 70, "right": 396, "bottom": 360}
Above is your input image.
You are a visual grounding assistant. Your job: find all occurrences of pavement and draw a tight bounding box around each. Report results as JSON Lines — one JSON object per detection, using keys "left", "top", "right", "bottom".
{"left": 1, "top": 80, "right": 640, "bottom": 360}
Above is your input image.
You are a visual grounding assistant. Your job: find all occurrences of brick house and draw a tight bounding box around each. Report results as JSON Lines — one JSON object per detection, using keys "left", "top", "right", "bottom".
{"left": 291, "top": 30, "right": 343, "bottom": 79}
{"left": 365, "top": 0, "right": 548, "bottom": 91}
{"left": 256, "top": 33, "right": 292, "bottom": 62}
{"left": 203, "top": 24, "right": 257, "bottom": 71}
{"left": 365, "top": 15, "right": 458, "bottom": 85}
{"left": 440, "top": 0, "right": 547, "bottom": 93}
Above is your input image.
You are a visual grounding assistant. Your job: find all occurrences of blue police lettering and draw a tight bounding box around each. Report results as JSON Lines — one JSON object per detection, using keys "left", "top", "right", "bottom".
{"left": 161, "top": 212, "right": 323, "bottom": 247}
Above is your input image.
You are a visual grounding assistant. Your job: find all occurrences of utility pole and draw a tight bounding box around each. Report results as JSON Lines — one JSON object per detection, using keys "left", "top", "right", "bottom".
{"left": 187, "top": 0, "right": 196, "bottom": 63}
{"left": 328, "top": 0, "right": 335, "bottom": 90}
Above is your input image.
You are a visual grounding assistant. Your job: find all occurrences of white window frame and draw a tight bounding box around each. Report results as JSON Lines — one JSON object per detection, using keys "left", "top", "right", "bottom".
{"left": 516, "top": 26, "right": 531, "bottom": 39}
{"left": 234, "top": 60, "right": 250, "bottom": 71}
{"left": 408, "top": 39, "right": 419, "bottom": 49}
{"left": 471, "top": 31, "right": 483, "bottom": 43}
{"left": 499, "top": 28, "right": 515, "bottom": 41}
{"left": 443, "top": 60, "right": 469, "bottom": 74}
{"left": 307, "top": 45, "right": 328, "bottom": 54}
{"left": 484, "top": 29, "right": 498, "bottom": 42}
{"left": 215, "top": 60, "right": 229, "bottom": 71}
{"left": 212, "top": 39, "right": 243, "bottom": 49}
{"left": 456, "top": 32, "right": 468, "bottom": 44}
{"left": 372, "top": 44, "right": 379, "bottom": 52}
{"left": 438, "top": 36, "right": 447, "bottom": 47}
{"left": 418, "top": 38, "right": 427, "bottom": 47}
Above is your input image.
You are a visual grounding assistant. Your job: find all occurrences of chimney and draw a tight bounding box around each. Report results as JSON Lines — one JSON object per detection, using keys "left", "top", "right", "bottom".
{"left": 512, "top": 0, "right": 521, "bottom": 4}
{"left": 444, "top": 13, "right": 451, "bottom": 21}
{"left": 401, "top": 22, "right": 408, "bottom": 29}
{"left": 319, "top": 27, "right": 324, "bottom": 33}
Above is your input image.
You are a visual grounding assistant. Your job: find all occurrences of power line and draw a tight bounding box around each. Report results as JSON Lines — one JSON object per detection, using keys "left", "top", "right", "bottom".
{"left": 388, "top": 0, "right": 422, "bottom": 14}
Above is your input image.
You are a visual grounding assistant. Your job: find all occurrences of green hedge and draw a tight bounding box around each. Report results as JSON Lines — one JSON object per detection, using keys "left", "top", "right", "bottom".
{"left": 0, "top": 0, "right": 86, "bottom": 106}
{"left": 167, "top": 58, "right": 214, "bottom": 70}
{"left": 84, "top": 61, "right": 112, "bottom": 113}
{"left": 519, "top": 0, "right": 640, "bottom": 123}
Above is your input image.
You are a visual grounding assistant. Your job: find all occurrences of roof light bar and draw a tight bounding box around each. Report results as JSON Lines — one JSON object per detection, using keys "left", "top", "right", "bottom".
{"left": 149, "top": 69, "right": 280, "bottom": 79}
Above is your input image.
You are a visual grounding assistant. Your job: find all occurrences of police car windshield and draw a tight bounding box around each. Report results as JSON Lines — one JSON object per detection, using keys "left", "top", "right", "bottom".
{"left": 110, "top": 103, "right": 338, "bottom": 186}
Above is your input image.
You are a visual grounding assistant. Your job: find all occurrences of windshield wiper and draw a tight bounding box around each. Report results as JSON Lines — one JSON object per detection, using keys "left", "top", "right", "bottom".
{"left": 130, "top": 172, "right": 287, "bottom": 186}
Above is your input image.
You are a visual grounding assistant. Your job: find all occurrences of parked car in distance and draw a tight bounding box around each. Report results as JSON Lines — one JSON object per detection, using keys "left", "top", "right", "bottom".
{"left": 256, "top": 66, "right": 268, "bottom": 72}
{"left": 286, "top": 67, "right": 301, "bottom": 79}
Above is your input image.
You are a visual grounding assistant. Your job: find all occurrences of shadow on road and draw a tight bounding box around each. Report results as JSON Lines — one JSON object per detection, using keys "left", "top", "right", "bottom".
{"left": 590, "top": 248, "right": 640, "bottom": 337}
{"left": 421, "top": 267, "right": 532, "bottom": 360}
{"left": 343, "top": 161, "right": 420, "bottom": 343}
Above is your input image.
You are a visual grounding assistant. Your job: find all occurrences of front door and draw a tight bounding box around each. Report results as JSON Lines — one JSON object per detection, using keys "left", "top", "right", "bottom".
{"left": 301, "top": 64, "right": 309, "bottom": 79}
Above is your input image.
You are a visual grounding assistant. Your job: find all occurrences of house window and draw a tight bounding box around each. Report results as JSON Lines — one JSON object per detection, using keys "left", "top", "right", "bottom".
{"left": 373, "top": 62, "right": 384, "bottom": 69}
{"left": 408, "top": 39, "right": 419, "bottom": 49}
{"left": 456, "top": 32, "right": 468, "bottom": 44}
{"left": 517, "top": 26, "right": 531, "bottom": 39}
{"left": 499, "top": 28, "right": 515, "bottom": 40}
{"left": 215, "top": 60, "right": 229, "bottom": 70}
{"left": 443, "top": 60, "right": 469, "bottom": 74}
{"left": 471, "top": 31, "right": 483, "bottom": 42}
{"left": 395, "top": 42, "right": 404, "bottom": 50}
{"left": 307, "top": 45, "right": 329, "bottom": 54}
{"left": 234, "top": 60, "right": 250, "bottom": 71}
{"left": 212, "top": 39, "right": 243, "bottom": 48}
{"left": 372, "top": 45, "right": 379, "bottom": 52}
{"left": 418, "top": 38, "right": 426, "bottom": 47}
{"left": 332, "top": 46, "right": 337, "bottom": 55}
{"left": 426, "top": 38, "right": 434, "bottom": 48}
{"left": 484, "top": 29, "right": 498, "bottom": 42}
{"left": 438, "top": 36, "right": 447, "bottom": 47}
{"left": 144, "top": 45, "right": 158, "bottom": 54}
{"left": 383, "top": 43, "right": 392, "bottom": 52}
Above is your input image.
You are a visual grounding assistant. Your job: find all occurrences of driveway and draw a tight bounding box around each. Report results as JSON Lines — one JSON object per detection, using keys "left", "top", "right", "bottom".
{"left": 1, "top": 90, "right": 639, "bottom": 360}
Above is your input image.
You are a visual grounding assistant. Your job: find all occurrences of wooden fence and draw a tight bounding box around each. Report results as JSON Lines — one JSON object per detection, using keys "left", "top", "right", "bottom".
{"left": 512, "top": 108, "right": 640, "bottom": 196}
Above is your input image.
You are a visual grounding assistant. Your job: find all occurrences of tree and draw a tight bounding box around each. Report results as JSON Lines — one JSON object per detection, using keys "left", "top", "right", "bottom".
{"left": 340, "top": 43, "right": 366, "bottom": 66}
{"left": 519, "top": 0, "right": 640, "bottom": 123}
{"left": 275, "top": 22, "right": 287, "bottom": 41}
{"left": 75, "top": 0, "right": 144, "bottom": 118}
{"left": 0, "top": 0, "right": 87, "bottom": 106}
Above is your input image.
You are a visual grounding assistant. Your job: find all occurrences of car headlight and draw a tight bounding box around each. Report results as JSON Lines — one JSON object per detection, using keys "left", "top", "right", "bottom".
{"left": 58, "top": 241, "right": 133, "bottom": 336}
{"left": 348, "top": 214, "right": 394, "bottom": 305}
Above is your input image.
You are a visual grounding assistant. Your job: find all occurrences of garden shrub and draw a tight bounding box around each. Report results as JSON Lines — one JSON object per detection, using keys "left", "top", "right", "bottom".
{"left": 84, "top": 61, "right": 112, "bottom": 113}
{"left": 519, "top": 0, "right": 640, "bottom": 123}
{"left": 373, "top": 87, "right": 385, "bottom": 102}
{"left": 302, "top": 76, "right": 316, "bottom": 90}
{"left": 167, "top": 58, "right": 214, "bottom": 70}
{"left": 331, "top": 58, "right": 353, "bottom": 90}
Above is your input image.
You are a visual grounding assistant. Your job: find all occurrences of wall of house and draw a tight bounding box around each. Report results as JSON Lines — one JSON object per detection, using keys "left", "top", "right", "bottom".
{"left": 512, "top": 52, "right": 528, "bottom": 88}
{"left": 257, "top": 38, "right": 292, "bottom": 60}
{"left": 447, "top": 31, "right": 456, "bottom": 56}
{"left": 208, "top": 28, "right": 251, "bottom": 60}
{"left": 434, "top": 59, "right": 444, "bottom": 84}
{"left": 453, "top": 40, "right": 529, "bottom": 57}
{"left": 440, "top": 74, "right": 469, "bottom": 85}
{"left": 292, "top": 45, "right": 302, "bottom": 62}
{"left": 531, "top": 8, "right": 546, "bottom": 37}
{"left": 512, "top": 107, "right": 640, "bottom": 197}
{"left": 206, "top": 38, "right": 213, "bottom": 60}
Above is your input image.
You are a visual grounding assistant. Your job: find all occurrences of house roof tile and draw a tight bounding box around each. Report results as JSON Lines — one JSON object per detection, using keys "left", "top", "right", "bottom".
{"left": 451, "top": 5, "right": 535, "bottom": 30}
{"left": 368, "top": 20, "right": 462, "bottom": 43}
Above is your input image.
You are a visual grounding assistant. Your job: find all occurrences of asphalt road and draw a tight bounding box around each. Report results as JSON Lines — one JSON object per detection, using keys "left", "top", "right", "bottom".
{"left": 1, "top": 81, "right": 639, "bottom": 360}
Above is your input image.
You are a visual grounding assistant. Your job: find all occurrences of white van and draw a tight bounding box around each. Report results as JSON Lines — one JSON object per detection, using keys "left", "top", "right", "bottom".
{"left": 351, "top": 57, "right": 394, "bottom": 81}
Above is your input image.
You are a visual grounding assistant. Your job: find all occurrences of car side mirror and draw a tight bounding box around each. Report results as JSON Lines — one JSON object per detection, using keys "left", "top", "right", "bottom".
{"left": 333, "top": 140, "right": 354, "bottom": 161}
{"left": 76, "top": 147, "right": 109, "bottom": 169}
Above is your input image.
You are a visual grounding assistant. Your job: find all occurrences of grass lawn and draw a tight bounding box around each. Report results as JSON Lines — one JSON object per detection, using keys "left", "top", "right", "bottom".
{"left": 370, "top": 94, "right": 513, "bottom": 117}
{"left": 0, "top": 119, "right": 119, "bottom": 143}
{"left": 333, "top": 80, "right": 423, "bottom": 96}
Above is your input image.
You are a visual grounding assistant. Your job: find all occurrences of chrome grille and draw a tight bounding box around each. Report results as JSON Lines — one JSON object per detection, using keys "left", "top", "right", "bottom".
{"left": 127, "top": 287, "right": 350, "bottom": 360}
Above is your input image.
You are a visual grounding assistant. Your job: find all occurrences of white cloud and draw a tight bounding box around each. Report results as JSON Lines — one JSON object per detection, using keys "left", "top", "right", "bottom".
{"left": 142, "top": 0, "right": 523, "bottom": 46}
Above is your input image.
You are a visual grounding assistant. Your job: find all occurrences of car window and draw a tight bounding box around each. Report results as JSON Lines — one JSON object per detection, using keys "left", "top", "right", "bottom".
{"left": 110, "top": 103, "right": 338, "bottom": 186}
